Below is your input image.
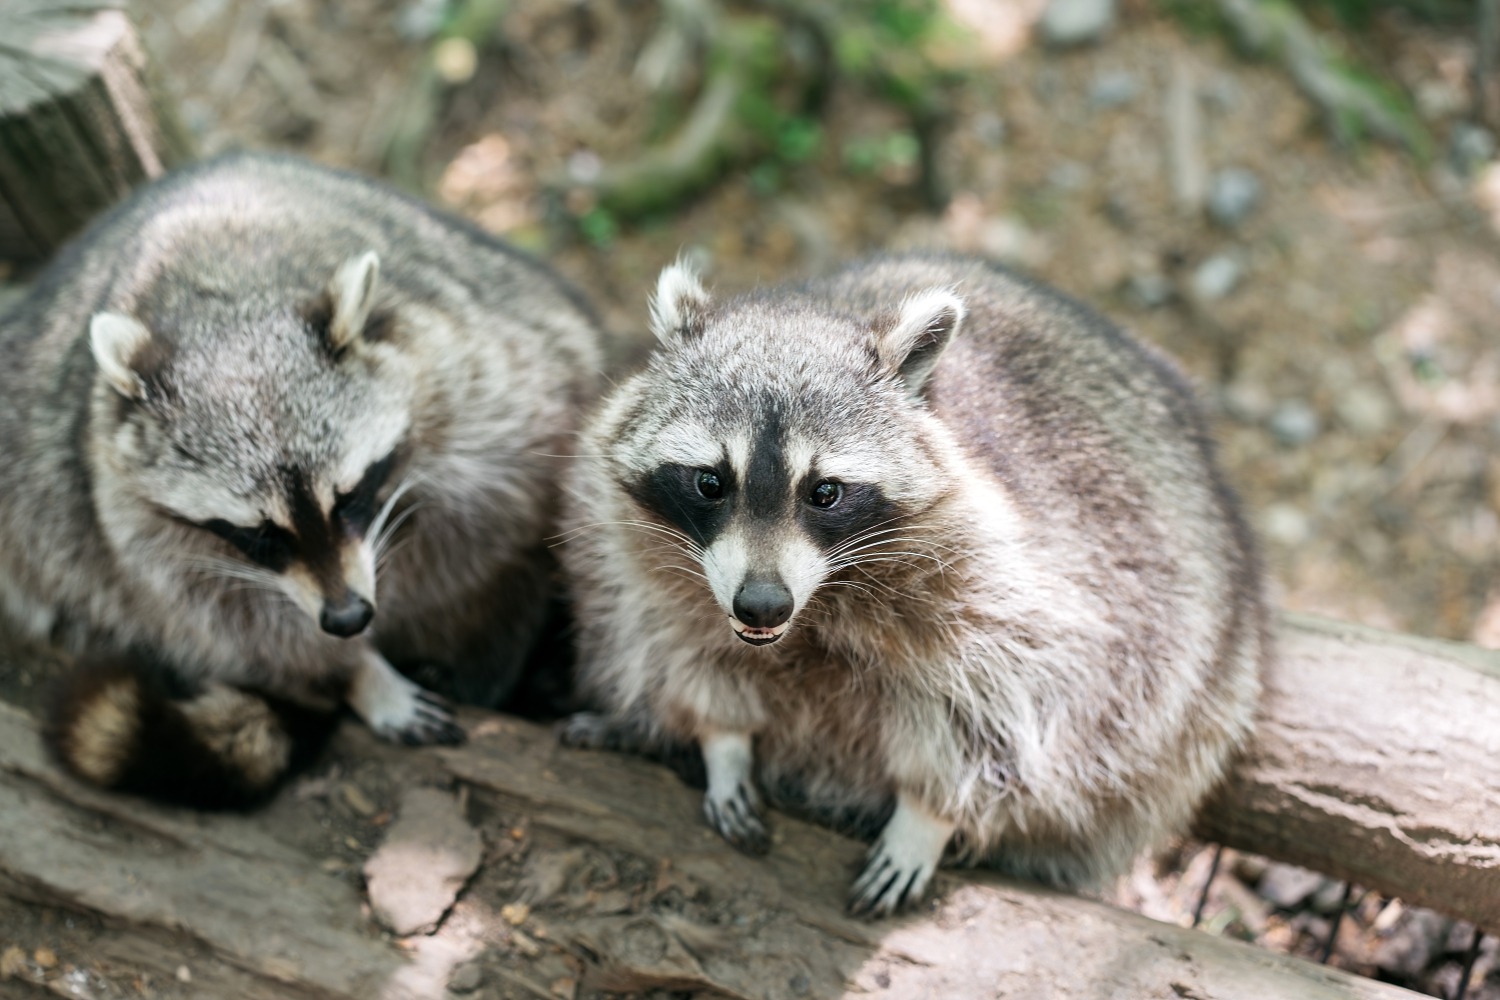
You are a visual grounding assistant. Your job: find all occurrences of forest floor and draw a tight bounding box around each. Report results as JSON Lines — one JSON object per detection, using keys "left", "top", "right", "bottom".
{"left": 1, "top": 0, "right": 1497, "bottom": 997}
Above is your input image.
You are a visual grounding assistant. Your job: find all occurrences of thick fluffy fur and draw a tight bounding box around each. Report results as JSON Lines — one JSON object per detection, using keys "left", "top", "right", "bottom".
{"left": 1, "top": 153, "right": 604, "bottom": 803}
{"left": 560, "top": 254, "right": 1265, "bottom": 914}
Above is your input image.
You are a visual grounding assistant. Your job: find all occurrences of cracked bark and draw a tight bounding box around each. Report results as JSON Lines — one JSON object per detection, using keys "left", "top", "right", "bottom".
{"left": 1, "top": 613, "right": 1490, "bottom": 997}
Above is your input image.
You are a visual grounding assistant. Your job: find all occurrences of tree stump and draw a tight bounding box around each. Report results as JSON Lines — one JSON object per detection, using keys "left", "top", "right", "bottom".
{"left": 0, "top": 1, "right": 192, "bottom": 263}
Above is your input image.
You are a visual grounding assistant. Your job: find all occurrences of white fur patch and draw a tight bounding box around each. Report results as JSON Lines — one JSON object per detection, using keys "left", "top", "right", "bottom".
{"left": 850, "top": 793, "right": 955, "bottom": 916}
{"left": 775, "top": 534, "right": 827, "bottom": 618}
{"left": 89, "top": 312, "right": 152, "bottom": 399}
{"left": 649, "top": 261, "right": 709, "bottom": 343}
{"left": 701, "top": 530, "right": 750, "bottom": 619}
{"left": 652, "top": 423, "right": 726, "bottom": 470}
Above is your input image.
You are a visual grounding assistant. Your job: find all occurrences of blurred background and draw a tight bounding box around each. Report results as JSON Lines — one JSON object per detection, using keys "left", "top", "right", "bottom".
{"left": 8, "top": 0, "right": 1500, "bottom": 994}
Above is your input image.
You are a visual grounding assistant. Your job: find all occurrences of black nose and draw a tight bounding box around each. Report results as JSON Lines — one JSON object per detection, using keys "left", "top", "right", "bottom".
{"left": 320, "top": 592, "right": 374, "bottom": 637}
{"left": 733, "top": 578, "right": 793, "bottom": 629}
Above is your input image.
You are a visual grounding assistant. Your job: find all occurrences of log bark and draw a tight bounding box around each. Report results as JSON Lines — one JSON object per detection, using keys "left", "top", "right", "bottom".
{"left": 1198, "top": 613, "right": 1500, "bottom": 929}
{"left": 0, "top": 612, "right": 1491, "bottom": 997}
{"left": 0, "top": 1, "right": 192, "bottom": 263}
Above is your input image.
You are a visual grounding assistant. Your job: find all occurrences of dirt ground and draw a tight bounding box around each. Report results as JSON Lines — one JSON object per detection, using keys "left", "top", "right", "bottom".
{"left": 2, "top": 0, "right": 1497, "bottom": 997}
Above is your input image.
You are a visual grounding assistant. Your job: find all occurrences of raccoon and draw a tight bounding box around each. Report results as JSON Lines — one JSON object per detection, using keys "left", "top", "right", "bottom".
{"left": 1, "top": 152, "right": 604, "bottom": 806}
{"left": 559, "top": 254, "right": 1265, "bottom": 916}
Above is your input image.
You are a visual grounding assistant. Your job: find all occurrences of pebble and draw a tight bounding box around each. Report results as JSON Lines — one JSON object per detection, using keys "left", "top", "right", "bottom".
{"left": 1334, "top": 385, "right": 1394, "bottom": 436}
{"left": 1126, "top": 273, "right": 1172, "bottom": 308}
{"left": 1269, "top": 400, "right": 1321, "bottom": 447}
{"left": 1207, "top": 167, "right": 1263, "bottom": 228}
{"left": 1450, "top": 123, "right": 1497, "bottom": 178}
{"left": 1048, "top": 160, "right": 1090, "bottom": 191}
{"left": 1089, "top": 70, "right": 1139, "bottom": 110}
{"left": 1370, "top": 908, "right": 1451, "bottom": 976}
{"left": 448, "top": 961, "right": 485, "bottom": 994}
{"left": 1190, "top": 253, "right": 1243, "bottom": 302}
{"left": 1261, "top": 503, "right": 1312, "bottom": 547}
{"left": 1038, "top": 0, "right": 1117, "bottom": 47}
{"left": 1221, "top": 379, "right": 1273, "bottom": 423}
{"left": 1257, "top": 862, "right": 1325, "bottom": 908}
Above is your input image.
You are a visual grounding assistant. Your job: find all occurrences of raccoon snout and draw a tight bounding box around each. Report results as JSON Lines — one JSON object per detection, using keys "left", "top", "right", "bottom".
{"left": 320, "top": 591, "right": 375, "bottom": 638}
{"left": 731, "top": 578, "right": 793, "bottom": 645}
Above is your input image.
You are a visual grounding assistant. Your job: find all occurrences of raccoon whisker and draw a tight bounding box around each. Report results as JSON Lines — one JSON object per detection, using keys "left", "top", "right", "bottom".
{"left": 563, "top": 519, "right": 707, "bottom": 560}
{"left": 368, "top": 474, "right": 423, "bottom": 549}
{"left": 371, "top": 498, "right": 426, "bottom": 565}
{"left": 827, "top": 535, "right": 939, "bottom": 563}
{"left": 823, "top": 522, "right": 924, "bottom": 559}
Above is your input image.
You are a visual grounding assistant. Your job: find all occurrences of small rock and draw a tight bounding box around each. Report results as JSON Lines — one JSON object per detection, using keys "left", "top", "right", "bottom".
{"left": 1269, "top": 401, "right": 1320, "bottom": 447}
{"left": 364, "top": 788, "right": 484, "bottom": 936}
{"left": 0, "top": 946, "right": 27, "bottom": 978}
{"left": 1256, "top": 862, "right": 1325, "bottom": 908}
{"left": 1370, "top": 908, "right": 1451, "bottom": 977}
{"left": 1048, "top": 160, "right": 1090, "bottom": 191}
{"left": 1261, "top": 504, "right": 1311, "bottom": 547}
{"left": 31, "top": 948, "right": 56, "bottom": 970}
{"left": 1038, "top": 0, "right": 1116, "bottom": 47}
{"left": 501, "top": 902, "right": 532, "bottom": 926}
{"left": 1190, "top": 253, "right": 1243, "bottom": 302}
{"left": 1207, "top": 168, "right": 1263, "bottom": 228}
{"left": 176, "top": 965, "right": 192, "bottom": 983}
{"left": 1126, "top": 272, "right": 1172, "bottom": 309}
{"left": 1221, "top": 379, "right": 1273, "bottom": 423}
{"left": 549, "top": 976, "right": 578, "bottom": 1000}
{"left": 1451, "top": 123, "right": 1497, "bottom": 178}
{"left": 448, "top": 960, "right": 484, "bottom": 994}
{"left": 1089, "top": 70, "right": 1139, "bottom": 110}
{"left": 1308, "top": 878, "right": 1350, "bottom": 914}
{"left": 789, "top": 972, "right": 812, "bottom": 996}
{"left": 1334, "top": 385, "right": 1394, "bottom": 436}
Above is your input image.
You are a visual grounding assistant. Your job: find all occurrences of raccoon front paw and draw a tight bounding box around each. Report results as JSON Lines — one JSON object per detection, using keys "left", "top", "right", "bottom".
{"left": 847, "top": 837, "right": 936, "bottom": 917}
{"left": 847, "top": 794, "right": 953, "bottom": 918}
{"left": 557, "top": 712, "right": 643, "bottom": 752}
{"left": 703, "top": 781, "right": 770, "bottom": 855}
{"left": 349, "top": 655, "right": 466, "bottom": 746}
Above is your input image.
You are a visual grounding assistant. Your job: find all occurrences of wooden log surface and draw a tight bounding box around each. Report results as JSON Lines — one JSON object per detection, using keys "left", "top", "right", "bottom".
{"left": 4, "top": 613, "right": 1485, "bottom": 998}
{"left": 1199, "top": 613, "right": 1500, "bottom": 930}
{"left": 0, "top": 1, "right": 192, "bottom": 262}
{"left": 0, "top": 697, "right": 1417, "bottom": 1000}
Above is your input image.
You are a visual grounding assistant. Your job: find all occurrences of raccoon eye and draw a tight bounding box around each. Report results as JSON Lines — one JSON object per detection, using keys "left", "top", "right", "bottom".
{"left": 807, "top": 480, "right": 843, "bottom": 509}
{"left": 695, "top": 470, "right": 723, "bottom": 500}
{"left": 202, "top": 518, "right": 296, "bottom": 572}
{"left": 334, "top": 450, "right": 397, "bottom": 535}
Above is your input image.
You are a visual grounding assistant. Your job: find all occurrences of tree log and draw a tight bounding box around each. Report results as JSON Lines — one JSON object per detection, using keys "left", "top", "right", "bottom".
{"left": 0, "top": 1, "right": 192, "bottom": 263}
{"left": 1198, "top": 613, "right": 1500, "bottom": 929}
{"left": 0, "top": 608, "right": 1453, "bottom": 1000}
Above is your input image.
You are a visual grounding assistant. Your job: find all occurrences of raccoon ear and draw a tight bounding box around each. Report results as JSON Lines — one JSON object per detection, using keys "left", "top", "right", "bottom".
{"left": 649, "top": 261, "right": 711, "bottom": 343}
{"left": 877, "top": 287, "right": 965, "bottom": 398}
{"left": 325, "top": 251, "right": 381, "bottom": 354}
{"left": 89, "top": 312, "right": 153, "bottom": 400}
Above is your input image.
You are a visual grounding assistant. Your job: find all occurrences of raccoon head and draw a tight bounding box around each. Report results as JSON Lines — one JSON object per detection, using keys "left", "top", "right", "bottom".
{"left": 606, "top": 262, "right": 965, "bottom": 646}
{"left": 88, "top": 251, "right": 415, "bottom": 638}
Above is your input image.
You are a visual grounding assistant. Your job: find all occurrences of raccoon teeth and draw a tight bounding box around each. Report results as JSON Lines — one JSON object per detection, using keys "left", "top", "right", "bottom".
{"left": 729, "top": 619, "right": 789, "bottom": 643}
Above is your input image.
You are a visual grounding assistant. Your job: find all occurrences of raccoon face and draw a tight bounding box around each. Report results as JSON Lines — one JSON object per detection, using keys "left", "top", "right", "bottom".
{"left": 89, "top": 252, "right": 415, "bottom": 637}
{"left": 611, "top": 263, "right": 965, "bottom": 646}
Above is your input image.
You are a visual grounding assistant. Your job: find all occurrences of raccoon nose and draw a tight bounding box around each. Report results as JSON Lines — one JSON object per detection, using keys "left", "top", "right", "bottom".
{"left": 320, "top": 592, "right": 374, "bottom": 638}
{"left": 733, "top": 578, "right": 793, "bottom": 629}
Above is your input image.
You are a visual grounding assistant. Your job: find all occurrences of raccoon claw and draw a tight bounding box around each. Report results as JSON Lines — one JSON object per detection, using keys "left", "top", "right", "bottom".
{"left": 397, "top": 692, "right": 466, "bottom": 746}
{"left": 847, "top": 837, "right": 936, "bottom": 919}
{"left": 703, "top": 781, "right": 770, "bottom": 855}
{"left": 350, "top": 655, "right": 466, "bottom": 747}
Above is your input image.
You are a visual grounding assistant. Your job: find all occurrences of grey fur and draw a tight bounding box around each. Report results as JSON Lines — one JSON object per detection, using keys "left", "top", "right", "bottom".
{"left": 1, "top": 153, "right": 604, "bottom": 777}
{"left": 560, "top": 253, "right": 1265, "bottom": 913}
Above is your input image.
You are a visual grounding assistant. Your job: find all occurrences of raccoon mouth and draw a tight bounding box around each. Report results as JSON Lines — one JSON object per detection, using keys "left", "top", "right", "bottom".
{"left": 730, "top": 619, "right": 789, "bottom": 646}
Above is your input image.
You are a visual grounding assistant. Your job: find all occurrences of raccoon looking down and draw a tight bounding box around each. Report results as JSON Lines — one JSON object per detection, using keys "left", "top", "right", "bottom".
{"left": 560, "top": 254, "right": 1266, "bottom": 916}
{"left": 1, "top": 153, "right": 604, "bottom": 806}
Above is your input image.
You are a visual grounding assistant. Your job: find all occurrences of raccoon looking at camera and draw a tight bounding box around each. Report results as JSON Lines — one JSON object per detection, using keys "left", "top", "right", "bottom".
{"left": 0, "top": 153, "right": 604, "bottom": 807}
{"left": 559, "top": 254, "right": 1265, "bottom": 916}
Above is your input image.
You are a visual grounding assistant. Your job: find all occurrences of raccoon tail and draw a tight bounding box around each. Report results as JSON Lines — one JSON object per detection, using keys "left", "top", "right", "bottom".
{"left": 44, "top": 657, "right": 338, "bottom": 809}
